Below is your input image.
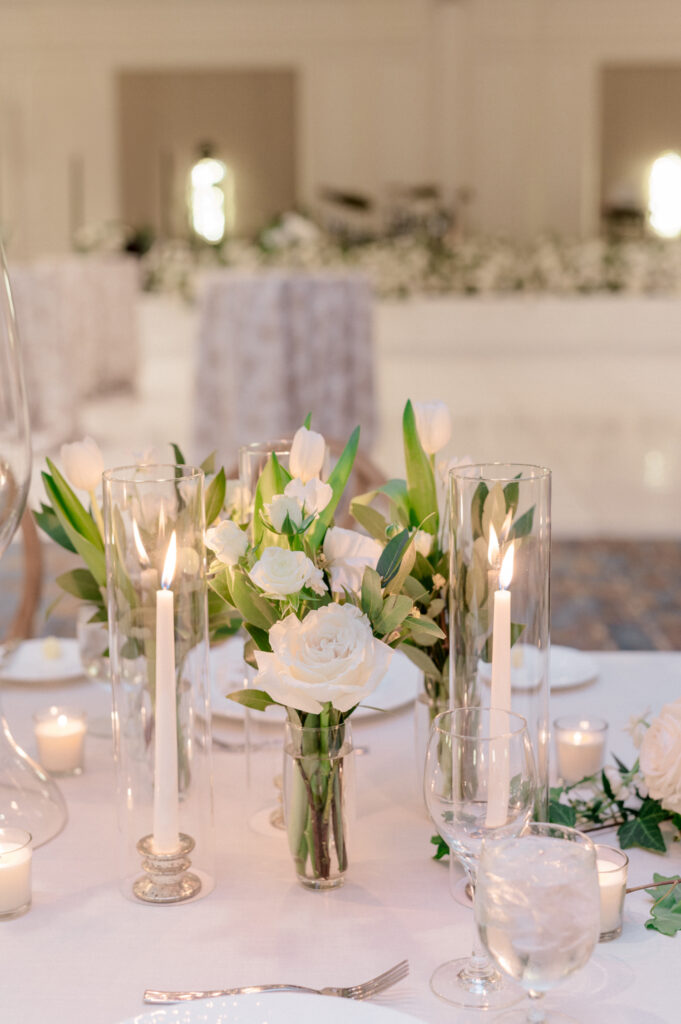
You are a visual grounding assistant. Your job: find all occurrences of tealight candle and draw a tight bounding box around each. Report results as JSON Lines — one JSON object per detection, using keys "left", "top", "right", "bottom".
{"left": 34, "top": 707, "right": 87, "bottom": 775}
{"left": 553, "top": 716, "right": 608, "bottom": 785}
{"left": 596, "top": 844, "right": 628, "bottom": 941}
{"left": 0, "top": 828, "right": 32, "bottom": 919}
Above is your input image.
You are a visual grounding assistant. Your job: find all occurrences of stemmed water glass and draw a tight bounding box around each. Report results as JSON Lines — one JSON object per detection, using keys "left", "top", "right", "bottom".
{"left": 424, "top": 706, "right": 537, "bottom": 1009}
{"left": 475, "top": 822, "right": 601, "bottom": 1023}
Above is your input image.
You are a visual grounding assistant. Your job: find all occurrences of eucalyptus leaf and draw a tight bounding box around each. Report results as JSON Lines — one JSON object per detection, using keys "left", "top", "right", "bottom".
{"left": 231, "top": 571, "right": 279, "bottom": 632}
{"left": 55, "top": 568, "right": 103, "bottom": 604}
{"left": 350, "top": 500, "right": 389, "bottom": 543}
{"left": 361, "top": 567, "right": 383, "bottom": 623}
{"left": 374, "top": 593, "right": 413, "bottom": 636}
{"left": 398, "top": 642, "right": 441, "bottom": 680}
{"left": 385, "top": 538, "right": 416, "bottom": 595}
{"left": 376, "top": 528, "right": 410, "bottom": 586}
{"left": 228, "top": 689, "right": 278, "bottom": 712}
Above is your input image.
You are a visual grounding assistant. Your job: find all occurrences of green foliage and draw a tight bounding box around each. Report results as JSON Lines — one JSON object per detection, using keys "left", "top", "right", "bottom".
{"left": 308, "top": 426, "right": 360, "bottom": 549}
{"left": 55, "top": 568, "right": 103, "bottom": 604}
{"left": 376, "top": 528, "right": 410, "bottom": 586}
{"left": 430, "top": 834, "right": 449, "bottom": 861}
{"left": 228, "top": 689, "right": 279, "bottom": 712}
{"left": 402, "top": 400, "right": 438, "bottom": 534}
{"left": 548, "top": 797, "right": 577, "bottom": 828}
{"left": 253, "top": 453, "right": 292, "bottom": 548}
{"left": 618, "top": 798, "right": 668, "bottom": 853}
{"left": 204, "top": 467, "right": 226, "bottom": 526}
{"left": 645, "top": 875, "right": 681, "bottom": 936}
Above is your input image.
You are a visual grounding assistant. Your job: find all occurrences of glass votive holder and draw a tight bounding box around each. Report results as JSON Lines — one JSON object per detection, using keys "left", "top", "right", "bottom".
{"left": 553, "top": 716, "right": 608, "bottom": 785}
{"left": 596, "top": 844, "right": 628, "bottom": 941}
{"left": 0, "top": 827, "right": 32, "bottom": 919}
{"left": 34, "top": 707, "right": 87, "bottom": 776}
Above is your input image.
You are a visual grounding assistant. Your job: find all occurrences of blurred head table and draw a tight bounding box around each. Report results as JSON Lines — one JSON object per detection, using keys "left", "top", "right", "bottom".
{"left": 1, "top": 650, "right": 680, "bottom": 1024}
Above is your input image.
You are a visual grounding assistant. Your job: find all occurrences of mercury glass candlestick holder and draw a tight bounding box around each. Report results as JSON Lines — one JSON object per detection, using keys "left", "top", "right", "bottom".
{"left": 103, "top": 464, "right": 215, "bottom": 904}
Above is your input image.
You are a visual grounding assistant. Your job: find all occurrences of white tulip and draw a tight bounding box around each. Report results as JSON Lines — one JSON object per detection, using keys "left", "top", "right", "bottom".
{"left": 60, "top": 436, "right": 104, "bottom": 493}
{"left": 206, "top": 519, "right": 248, "bottom": 567}
{"left": 285, "top": 477, "right": 333, "bottom": 516}
{"left": 289, "top": 426, "right": 326, "bottom": 483}
{"left": 249, "top": 547, "right": 326, "bottom": 597}
{"left": 323, "top": 526, "right": 382, "bottom": 594}
{"left": 254, "top": 604, "right": 393, "bottom": 714}
{"left": 266, "top": 494, "right": 303, "bottom": 532}
{"left": 413, "top": 530, "right": 433, "bottom": 558}
{"left": 413, "top": 401, "right": 452, "bottom": 455}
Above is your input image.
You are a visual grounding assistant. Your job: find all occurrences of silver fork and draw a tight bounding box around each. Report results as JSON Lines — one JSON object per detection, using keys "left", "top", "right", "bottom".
{"left": 144, "top": 959, "right": 409, "bottom": 1004}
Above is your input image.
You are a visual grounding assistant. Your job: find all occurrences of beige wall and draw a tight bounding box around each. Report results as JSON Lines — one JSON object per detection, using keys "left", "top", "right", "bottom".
{"left": 118, "top": 69, "right": 296, "bottom": 237}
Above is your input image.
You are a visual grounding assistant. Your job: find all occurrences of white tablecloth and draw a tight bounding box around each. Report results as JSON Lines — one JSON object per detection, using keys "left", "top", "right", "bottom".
{"left": 1, "top": 651, "right": 680, "bottom": 1024}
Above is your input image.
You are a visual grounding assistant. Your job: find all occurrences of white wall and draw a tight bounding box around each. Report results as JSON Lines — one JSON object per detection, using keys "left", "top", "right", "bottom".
{"left": 5, "top": 0, "right": 681, "bottom": 255}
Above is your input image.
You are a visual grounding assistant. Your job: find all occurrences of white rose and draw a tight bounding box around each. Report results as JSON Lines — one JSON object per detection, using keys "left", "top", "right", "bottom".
{"left": 413, "top": 401, "right": 452, "bottom": 455}
{"left": 206, "top": 519, "right": 248, "bottom": 567}
{"left": 266, "top": 494, "right": 303, "bottom": 532}
{"left": 254, "top": 604, "right": 393, "bottom": 713}
{"left": 249, "top": 547, "right": 326, "bottom": 597}
{"left": 323, "top": 526, "right": 382, "bottom": 594}
{"left": 60, "top": 436, "right": 104, "bottom": 492}
{"left": 639, "top": 698, "right": 681, "bottom": 813}
{"left": 289, "top": 426, "right": 326, "bottom": 483}
{"left": 285, "top": 477, "right": 333, "bottom": 516}
{"left": 413, "top": 530, "right": 432, "bottom": 558}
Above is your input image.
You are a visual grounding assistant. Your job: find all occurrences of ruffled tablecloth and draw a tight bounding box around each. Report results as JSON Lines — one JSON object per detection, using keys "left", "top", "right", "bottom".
{"left": 193, "top": 269, "right": 375, "bottom": 465}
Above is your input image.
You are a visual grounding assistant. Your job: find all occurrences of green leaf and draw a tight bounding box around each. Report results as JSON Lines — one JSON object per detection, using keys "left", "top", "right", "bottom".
{"left": 200, "top": 451, "right": 216, "bottom": 475}
{"left": 618, "top": 798, "right": 668, "bottom": 852}
{"left": 205, "top": 467, "right": 226, "bottom": 526}
{"left": 431, "top": 834, "right": 449, "bottom": 861}
{"left": 385, "top": 538, "right": 417, "bottom": 596}
{"left": 171, "top": 443, "right": 185, "bottom": 465}
{"left": 374, "top": 593, "right": 413, "bottom": 636}
{"left": 350, "top": 501, "right": 389, "bottom": 543}
{"left": 398, "top": 642, "right": 441, "bottom": 680}
{"left": 230, "top": 572, "right": 278, "bottom": 632}
{"left": 403, "top": 400, "right": 438, "bottom": 534}
{"left": 504, "top": 480, "right": 519, "bottom": 517}
{"left": 308, "top": 426, "right": 360, "bottom": 550}
{"left": 55, "top": 568, "right": 103, "bottom": 604}
{"left": 471, "top": 482, "right": 488, "bottom": 540}
{"left": 244, "top": 622, "right": 272, "bottom": 653}
{"left": 227, "top": 689, "right": 278, "bottom": 713}
{"left": 402, "top": 575, "right": 430, "bottom": 603}
{"left": 376, "top": 527, "right": 410, "bottom": 586}
{"left": 44, "top": 460, "right": 104, "bottom": 551}
{"left": 645, "top": 876, "right": 681, "bottom": 936}
{"left": 510, "top": 506, "right": 535, "bottom": 540}
{"left": 253, "top": 453, "right": 292, "bottom": 548}
{"left": 33, "top": 505, "right": 76, "bottom": 552}
{"left": 548, "top": 799, "right": 577, "bottom": 827}
{"left": 645, "top": 874, "right": 681, "bottom": 901}
{"left": 403, "top": 615, "right": 445, "bottom": 645}
{"left": 361, "top": 567, "right": 384, "bottom": 623}
{"left": 42, "top": 476, "right": 107, "bottom": 586}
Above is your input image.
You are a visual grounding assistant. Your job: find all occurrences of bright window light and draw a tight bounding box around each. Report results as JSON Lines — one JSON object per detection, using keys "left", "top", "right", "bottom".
{"left": 648, "top": 152, "right": 681, "bottom": 238}
{"left": 188, "top": 155, "right": 235, "bottom": 244}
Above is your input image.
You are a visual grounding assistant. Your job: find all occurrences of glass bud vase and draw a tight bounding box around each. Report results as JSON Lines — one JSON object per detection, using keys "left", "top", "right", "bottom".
{"left": 283, "top": 720, "right": 354, "bottom": 890}
{"left": 414, "top": 679, "right": 449, "bottom": 804}
{"left": 449, "top": 463, "right": 551, "bottom": 818}
{"left": 102, "top": 464, "right": 215, "bottom": 903}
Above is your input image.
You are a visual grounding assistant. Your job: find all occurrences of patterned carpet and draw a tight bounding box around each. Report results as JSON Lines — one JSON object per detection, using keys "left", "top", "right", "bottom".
{"left": 1, "top": 538, "right": 680, "bottom": 651}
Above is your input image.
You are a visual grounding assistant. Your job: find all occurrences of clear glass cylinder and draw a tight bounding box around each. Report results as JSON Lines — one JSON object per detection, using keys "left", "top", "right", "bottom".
{"left": 449, "top": 463, "right": 551, "bottom": 817}
{"left": 102, "top": 464, "right": 214, "bottom": 903}
{"left": 283, "top": 720, "right": 354, "bottom": 890}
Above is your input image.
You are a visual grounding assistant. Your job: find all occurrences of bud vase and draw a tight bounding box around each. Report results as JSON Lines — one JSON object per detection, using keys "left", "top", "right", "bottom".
{"left": 283, "top": 720, "right": 354, "bottom": 890}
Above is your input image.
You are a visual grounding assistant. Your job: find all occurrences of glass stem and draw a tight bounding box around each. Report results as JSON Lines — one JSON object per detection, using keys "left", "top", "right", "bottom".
{"left": 526, "top": 990, "right": 546, "bottom": 1024}
{"left": 461, "top": 868, "right": 498, "bottom": 984}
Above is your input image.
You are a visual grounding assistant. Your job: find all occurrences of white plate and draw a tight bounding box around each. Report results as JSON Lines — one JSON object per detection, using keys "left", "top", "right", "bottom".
{"left": 477, "top": 644, "right": 598, "bottom": 692}
{"left": 210, "top": 638, "right": 422, "bottom": 722}
{"left": 0, "top": 638, "right": 84, "bottom": 684}
{"left": 121, "top": 992, "right": 422, "bottom": 1024}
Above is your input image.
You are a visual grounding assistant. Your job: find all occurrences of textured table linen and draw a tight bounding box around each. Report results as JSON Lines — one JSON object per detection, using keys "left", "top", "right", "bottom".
{"left": 1, "top": 651, "right": 680, "bottom": 1024}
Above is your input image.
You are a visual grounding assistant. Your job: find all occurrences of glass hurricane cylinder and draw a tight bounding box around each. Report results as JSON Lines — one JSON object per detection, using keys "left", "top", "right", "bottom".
{"left": 283, "top": 720, "right": 354, "bottom": 890}
{"left": 103, "top": 465, "right": 214, "bottom": 903}
{"left": 449, "top": 464, "right": 551, "bottom": 817}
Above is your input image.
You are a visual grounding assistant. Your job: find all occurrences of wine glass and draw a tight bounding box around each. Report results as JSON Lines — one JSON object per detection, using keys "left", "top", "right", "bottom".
{"left": 424, "top": 706, "right": 536, "bottom": 1009}
{"left": 0, "top": 239, "right": 67, "bottom": 846}
{"left": 475, "top": 822, "right": 601, "bottom": 1023}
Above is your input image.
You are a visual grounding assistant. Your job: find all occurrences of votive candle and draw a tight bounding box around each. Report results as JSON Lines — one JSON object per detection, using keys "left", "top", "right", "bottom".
{"left": 0, "top": 828, "right": 32, "bottom": 919}
{"left": 553, "top": 716, "right": 608, "bottom": 785}
{"left": 596, "top": 844, "right": 628, "bottom": 941}
{"left": 34, "top": 707, "right": 87, "bottom": 775}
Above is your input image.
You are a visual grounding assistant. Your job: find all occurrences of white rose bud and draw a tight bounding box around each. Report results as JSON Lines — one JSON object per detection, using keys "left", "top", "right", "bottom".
{"left": 285, "top": 477, "right": 333, "bottom": 516}
{"left": 413, "top": 401, "right": 452, "bottom": 455}
{"left": 266, "top": 494, "right": 303, "bottom": 532}
{"left": 254, "top": 604, "right": 393, "bottom": 713}
{"left": 639, "top": 698, "right": 681, "bottom": 814}
{"left": 60, "top": 436, "right": 104, "bottom": 493}
{"left": 289, "top": 426, "right": 326, "bottom": 483}
{"left": 323, "top": 526, "right": 382, "bottom": 594}
{"left": 206, "top": 519, "right": 248, "bottom": 567}
{"left": 249, "top": 547, "right": 326, "bottom": 597}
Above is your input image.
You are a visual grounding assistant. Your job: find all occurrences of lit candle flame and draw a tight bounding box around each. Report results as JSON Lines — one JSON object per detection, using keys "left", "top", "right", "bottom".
{"left": 161, "top": 532, "right": 177, "bottom": 590}
{"left": 132, "top": 519, "right": 150, "bottom": 567}
{"left": 488, "top": 523, "right": 500, "bottom": 566}
{"left": 499, "top": 542, "right": 514, "bottom": 590}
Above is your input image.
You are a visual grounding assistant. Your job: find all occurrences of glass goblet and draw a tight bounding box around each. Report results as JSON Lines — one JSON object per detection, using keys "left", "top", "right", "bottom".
{"left": 424, "top": 706, "right": 536, "bottom": 1009}
{"left": 475, "top": 822, "right": 601, "bottom": 1023}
